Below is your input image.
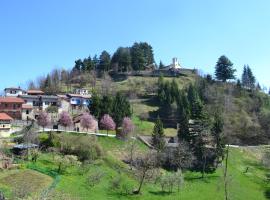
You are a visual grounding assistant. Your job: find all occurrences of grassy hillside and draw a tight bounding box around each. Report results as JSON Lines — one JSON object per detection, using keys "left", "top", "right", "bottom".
{"left": 1, "top": 136, "right": 269, "bottom": 200}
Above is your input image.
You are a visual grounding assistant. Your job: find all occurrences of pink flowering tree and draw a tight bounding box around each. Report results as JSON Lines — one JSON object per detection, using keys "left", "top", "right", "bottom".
{"left": 37, "top": 111, "right": 50, "bottom": 131}
{"left": 121, "top": 117, "right": 135, "bottom": 139}
{"left": 80, "top": 113, "right": 98, "bottom": 132}
{"left": 59, "top": 111, "right": 72, "bottom": 130}
{"left": 100, "top": 114, "right": 116, "bottom": 136}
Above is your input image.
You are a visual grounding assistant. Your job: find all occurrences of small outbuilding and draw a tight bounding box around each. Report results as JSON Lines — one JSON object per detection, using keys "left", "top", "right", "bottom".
{"left": 0, "top": 113, "right": 13, "bottom": 132}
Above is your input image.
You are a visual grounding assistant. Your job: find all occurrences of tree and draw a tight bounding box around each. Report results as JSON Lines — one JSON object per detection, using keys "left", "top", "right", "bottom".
{"left": 124, "top": 136, "right": 139, "bottom": 170}
{"left": 89, "top": 93, "right": 101, "bottom": 119}
{"left": 55, "top": 155, "right": 81, "bottom": 174}
{"left": 242, "top": 65, "right": 255, "bottom": 89}
{"left": 121, "top": 117, "right": 135, "bottom": 138}
{"left": 130, "top": 42, "right": 154, "bottom": 71}
{"left": 215, "top": 55, "right": 236, "bottom": 82}
{"left": 100, "top": 114, "right": 116, "bottom": 135}
{"left": 73, "top": 59, "right": 83, "bottom": 72}
{"left": 187, "top": 84, "right": 203, "bottom": 119}
{"left": 211, "top": 112, "right": 225, "bottom": 166}
{"left": 37, "top": 111, "right": 50, "bottom": 131}
{"left": 177, "top": 105, "right": 190, "bottom": 142}
{"left": 152, "top": 117, "right": 165, "bottom": 151}
{"left": 99, "top": 51, "right": 111, "bottom": 71}
{"left": 134, "top": 151, "right": 158, "bottom": 194}
{"left": 80, "top": 113, "right": 98, "bottom": 132}
{"left": 112, "top": 92, "right": 132, "bottom": 128}
{"left": 99, "top": 95, "right": 113, "bottom": 118}
{"left": 159, "top": 60, "right": 165, "bottom": 69}
{"left": 111, "top": 47, "right": 131, "bottom": 72}
{"left": 59, "top": 111, "right": 72, "bottom": 130}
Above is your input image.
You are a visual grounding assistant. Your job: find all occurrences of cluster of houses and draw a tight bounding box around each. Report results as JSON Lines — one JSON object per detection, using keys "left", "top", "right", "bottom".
{"left": 0, "top": 87, "right": 92, "bottom": 134}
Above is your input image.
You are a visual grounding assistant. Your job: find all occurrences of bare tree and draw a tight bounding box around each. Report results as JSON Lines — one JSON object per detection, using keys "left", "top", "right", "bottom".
{"left": 133, "top": 151, "right": 158, "bottom": 194}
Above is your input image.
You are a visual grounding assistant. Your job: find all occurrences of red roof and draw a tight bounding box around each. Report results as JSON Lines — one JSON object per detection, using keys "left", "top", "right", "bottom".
{"left": 27, "top": 90, "right": 44, "bottom": 94}
{"left": 0, "top": 113, "right": 13, "bottom": 121}
{"left": 22, "top": 104, "right": 33, "bottom": 109}
{"left": 0, "top": 97, "right": 25, "bottom": 103}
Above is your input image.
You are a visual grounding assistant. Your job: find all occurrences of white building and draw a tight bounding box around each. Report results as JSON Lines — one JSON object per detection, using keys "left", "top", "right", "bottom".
{"left": 74, "top": 88, "right": 90, "bottom": 96}
{"left": 170, "top": 57, "right": 181, "bottom": 69}
{"left": 4, "top": 87, "right": 26, "bottom": 97}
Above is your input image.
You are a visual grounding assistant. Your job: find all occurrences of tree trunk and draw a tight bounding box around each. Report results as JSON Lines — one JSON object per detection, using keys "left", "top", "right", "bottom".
{"left": 136, "top": 171, "right": 146, "bottom": 194}
{"left": 224, "top": 145, "right": 229, "bottom": 200}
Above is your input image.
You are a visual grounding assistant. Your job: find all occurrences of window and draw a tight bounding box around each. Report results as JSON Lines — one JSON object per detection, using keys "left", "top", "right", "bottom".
{"left": 26, "top": 110, "right": 29, "bottom": 114}
{"left": 45, "top": 101, "right": 50, "bottom": 105}
{"left": 33, "top": 101, "right": 39, "bottom": 106}
{"left": 5, "top": 104, "right": 8, "bottom": 108}
{"left": 13, "top": 104, "right": 16, "bottom": 109}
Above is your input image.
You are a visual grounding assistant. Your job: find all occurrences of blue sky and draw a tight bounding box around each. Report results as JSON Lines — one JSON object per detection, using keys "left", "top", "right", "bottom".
{"left": 0, "top": 0, "right": 270, "bottom": 91}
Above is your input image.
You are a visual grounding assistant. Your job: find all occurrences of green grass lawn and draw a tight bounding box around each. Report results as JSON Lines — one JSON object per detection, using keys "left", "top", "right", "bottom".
{"left": 1, "top": 137, "right": 269, "bottom": 200}
{"left": 0, "top": 169, "right": 53, "bottom": 198}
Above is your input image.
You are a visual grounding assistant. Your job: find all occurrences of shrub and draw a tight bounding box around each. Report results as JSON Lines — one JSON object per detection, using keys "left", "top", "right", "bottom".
{"left": 87, "top": 169, "right": 105, "bottom": 187}
{"left": 109, "top": 174, "right": 134, "bottom": 195}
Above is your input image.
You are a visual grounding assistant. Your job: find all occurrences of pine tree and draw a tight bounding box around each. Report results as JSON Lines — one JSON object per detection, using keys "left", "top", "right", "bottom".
{"left": 187, "top": 84, "right": 203, "bottom": 119}
{"left": 215, "top": 55, "right": 236, "bottom": 82}
{"left": 112, "top": 92, "right": 132, "bottom": 127}
{"left": 99, "top": 51, "right": 111, "bottom": 71}
{"left": 246, "top": 66, "right": 255, "bottom": 89}
{"left": 159, "top": 60, "right": 165, "bottom": 69}
{"left": 152, "top": 117, "right": 165, "bottom": 151}
{"left": 242, "top": 65, "right": 255, "bottom": 89}
{"left": 211, "top": 112, "right": 225, "bottom": 165}
{"left": 177, "top": 91, "right": 191, "bottom": 142}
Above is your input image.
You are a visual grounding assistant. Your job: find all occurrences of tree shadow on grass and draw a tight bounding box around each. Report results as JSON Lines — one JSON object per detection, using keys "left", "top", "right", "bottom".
{"left": 185, "top": 175, "right": 220, "bottom": 183}
{"left": 148, "top": 191, "right": 173, "bottom": 196}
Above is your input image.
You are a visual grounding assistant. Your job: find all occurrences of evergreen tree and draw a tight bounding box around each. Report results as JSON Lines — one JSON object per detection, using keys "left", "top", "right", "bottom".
{"left": 159, "top": 60, "right": 165, "bottom": 69}
{"left": 111, "top": 47, "right": 131, "bottom": 72}
{"left": 99, "top": 51, "right": 111, "bottom": 71}
{"left": 73, "top": 59, "right": 83, "bottom": 71}
{"left": 130, "top": 42, "right": 146, "bottom": 71}
{"left": 152, "top": 117, "right": 165, "bottom": 151}
{"left": 215, "top": 55, "right": 236, "bottom": 82}
{"left": 83, "top": 56, "right": 94, "bottom": 71}
{"left": 112, "top": 92, "right": 132, "bottom": 127}
{"left": 177, "top": 105, "right": 190, "bottom": 142}
{"left": 92, "top": 55, "right": 99, "bottom": 70}
{"left": 211, "top": 112, "right": 225, "bottom": 164}
{"left": 177, "top": 91, "right": 191, "bottom": 142}
{"left": 89, "top": 93, "right": 101, "bottom": 119}
{"left": 99, "top": 95, "right": 113, "bottom": 118}
{"left": 130, "top": 42, "right": 154, "bottom": 71}
{"left": 246, "top": 65, "right": 255, "bottom": 89}
{"left": 242, "top": 65, "right": 255, "bottom": 89}
{"left": 187, "top": 85, "right": 203, "bottom": 119}
{"left": 170, "top": 79, "right": 179, "bottom": 103}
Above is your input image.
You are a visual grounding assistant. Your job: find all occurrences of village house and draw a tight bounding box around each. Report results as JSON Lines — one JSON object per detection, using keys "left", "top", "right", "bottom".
{"left": 66, "top": 93, "right": 91, "bottom": 110}
{"left": 19, "top": 94, "right": 59, "bottom": 118}
{"left": 74, "top": 88, "right": 89, "bottom": 96}
{"left": 4, "top": 87, "right": 26, "bottom": 97}
{"left": 21, "top": 104, "right": 34, "bottom": 121}
{"left": 154, "top": 57, "right": 183, "bottom": 76}
{"left": 0, "top": 113, "right": 13, "bottom": 133}
{"left": 0, "top": 97, "right": 25, "bottom": 119}
{"left": 26, "top": 89, "right": 45, "bottom": 95}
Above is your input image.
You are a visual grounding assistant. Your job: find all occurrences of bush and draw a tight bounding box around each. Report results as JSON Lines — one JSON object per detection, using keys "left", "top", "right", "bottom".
{"left": 87, "top": 169, "right": 105, "bottom": 187}
{"left": 109, "top": 174, "right": 134, "bottom": 195}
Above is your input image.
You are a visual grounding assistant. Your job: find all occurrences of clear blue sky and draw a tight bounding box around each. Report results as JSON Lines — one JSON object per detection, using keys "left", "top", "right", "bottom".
{"left": 0, "top": 0, "right": 270, "bottom": 91}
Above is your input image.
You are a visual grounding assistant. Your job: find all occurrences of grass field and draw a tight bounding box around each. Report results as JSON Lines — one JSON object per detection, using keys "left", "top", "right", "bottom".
{"left": 0, "top": 137, "right": 269, "bottom": 200}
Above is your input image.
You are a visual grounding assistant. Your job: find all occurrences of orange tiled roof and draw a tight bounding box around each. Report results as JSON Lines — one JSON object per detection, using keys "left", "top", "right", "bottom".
{"left": 27, "top": 90, "right": 44, "bottom": 94}
{"left": 0, "top": 97, "right": 25, "bottom": 103}
{"left": 22, "top": 104, "right": 33, "bottom": 109}
{"left": 0, "top": 113, "right": 13, "bottom": 120}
